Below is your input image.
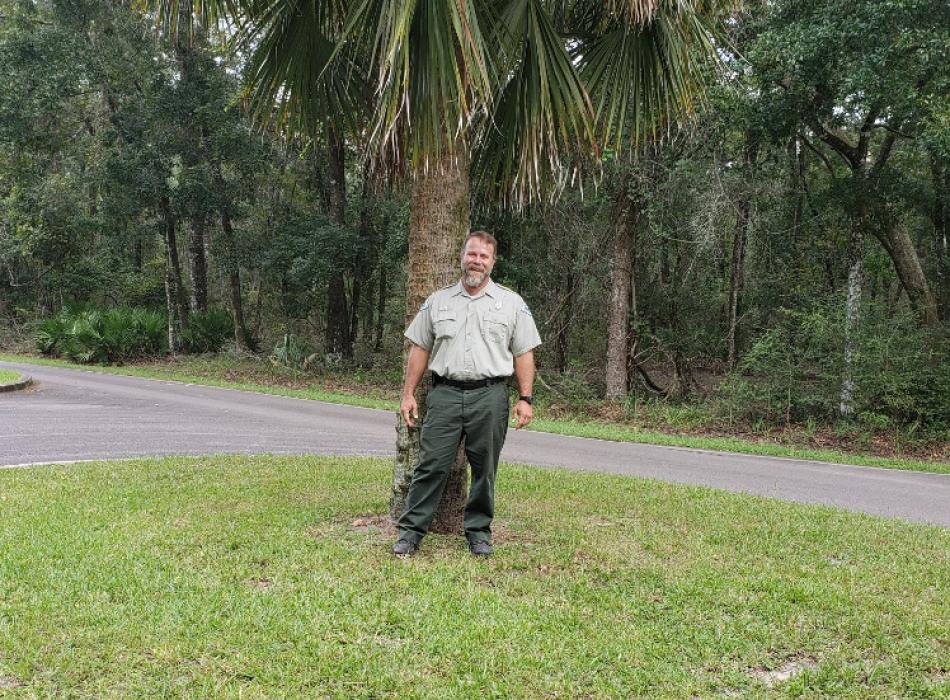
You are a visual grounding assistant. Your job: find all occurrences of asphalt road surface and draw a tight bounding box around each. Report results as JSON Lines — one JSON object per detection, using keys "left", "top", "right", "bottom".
{"left": 2, "top": 361, "right": 948, "bottom": 527}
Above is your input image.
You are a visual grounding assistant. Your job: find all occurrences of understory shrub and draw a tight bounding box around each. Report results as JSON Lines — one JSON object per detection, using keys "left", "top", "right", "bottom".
{"left": 36, "top": 306, "right": 166, "bottom": 364}
{"left": 271, "top": 334, "right": 318, "bottom": 374}
{"left": 181, "top": 308, "right": 234, "bottom": 354}
{"left": 717, "top": 302, "right": 950, "bottom": 431}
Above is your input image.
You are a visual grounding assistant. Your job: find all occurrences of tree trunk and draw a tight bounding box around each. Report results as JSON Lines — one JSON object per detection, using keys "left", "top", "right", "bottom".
{"left": 626, "top": 207, "right": 644, "bottom": 389}
{"left": 390, "top": 147, "right": 470, "bottom": 532}
{"left": 325, "top": 274, "right": 349, "bottom": 356}
{"left": 930, "top": 154, "right": 949, "bottom": 321}
{"left": 161, "top": 200, "right": 183, "bottom": 351}
{"left": 188, "top": 217, "right": 209, "bottom": 312}
{"left": 220, "top": 208, "right": 250, "bottom": 349}
{"left": 353, "top": 179, "right": 375, "bottom": 354}
{"left": 726, "top": 142, "right": 757, "bottom": 369}
{"left": 726, "top": 186, "right": 752, "bottom": 369}
{"left": 210, "top": 157, "right": 251, "bottom": 350}
{"left": 873, "top": 223, "right": 938, "bottom": 327}
{"left": 362, "top": 277, "right": 375, "bottom": 346}
{"left": 348, "top": 277, "right": 361, "bottom": 355}
{"left": 324, "top": 125, "right": 350, "bottom": 357}
{"left": 375, "top": 262, "right": 387, "bottom": 352}
{"left": 840, "top": 212, "right": 864, "bottom": 417}
{"left": 161, "top": 195, "right": 189, "bottom": 330}
{"left": 553, "top": 269, "right": 577, "bottom": 373}
{"left": 605, "top": 174, "right": 634, "bottom": 400}
{"left": 133, "top": 232, "right": 143, "bottom": 272}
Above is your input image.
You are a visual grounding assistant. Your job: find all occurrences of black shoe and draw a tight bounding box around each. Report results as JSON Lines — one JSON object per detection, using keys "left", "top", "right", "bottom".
{"left": 468, "top": 540, "right": 493, "bottom": 557}
{"left": 392, "top": 538, "right": 418, "bottom": 556}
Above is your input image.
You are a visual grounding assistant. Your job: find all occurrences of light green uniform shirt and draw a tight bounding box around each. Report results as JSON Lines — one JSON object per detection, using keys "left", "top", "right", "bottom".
{"left": 405, "top": 279, "right": 542, "bottom": 380}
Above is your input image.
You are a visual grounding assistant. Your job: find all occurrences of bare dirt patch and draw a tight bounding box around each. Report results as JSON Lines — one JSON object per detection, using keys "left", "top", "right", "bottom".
{"left": 372, "top": 635, "right": 405, "bottom": 648}
{"left": 0, "top": 675, "right": 24, "bottom": 689}
{"left": 349, "top": 514, "right": 397, "bottom": 537}
{"left": 750, "top": 654, "right": 819, "bottom": 687}
{"left": 245, "top": 577, "right": 273, "bottom": 591}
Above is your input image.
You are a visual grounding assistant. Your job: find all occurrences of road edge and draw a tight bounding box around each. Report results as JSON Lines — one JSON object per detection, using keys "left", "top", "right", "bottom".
{"left": 0, "top": 375, "right": 32, "bottom": 393}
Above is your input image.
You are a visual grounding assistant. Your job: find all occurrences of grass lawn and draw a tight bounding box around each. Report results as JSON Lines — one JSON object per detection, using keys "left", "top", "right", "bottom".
{"left": 2, "top": 353, "right": 948, "bottom": 474}
{"left": 0, "top": 369, "right": 22, "bottom": 385}
{"left": 0, "top": 456, "right": 947, "bottom": 698}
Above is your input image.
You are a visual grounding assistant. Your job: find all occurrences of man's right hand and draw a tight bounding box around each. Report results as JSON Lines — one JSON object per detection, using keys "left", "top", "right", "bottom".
{"left": 400, "top": 395, "right": 419, "bottom": 428}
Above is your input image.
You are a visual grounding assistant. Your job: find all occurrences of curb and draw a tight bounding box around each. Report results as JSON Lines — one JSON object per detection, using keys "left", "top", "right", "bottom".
{"left": 0, "top": 376, "right": 32, "bottom": 393}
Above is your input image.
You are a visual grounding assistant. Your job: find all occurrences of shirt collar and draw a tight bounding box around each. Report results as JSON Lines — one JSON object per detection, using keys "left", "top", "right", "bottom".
{"left": 454, "top": 278, "right": 497, "bottom": 299}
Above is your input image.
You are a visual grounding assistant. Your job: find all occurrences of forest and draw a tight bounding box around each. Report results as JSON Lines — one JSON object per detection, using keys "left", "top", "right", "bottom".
{"left": 1, "top": 0, "right": 948, "bottom": 456}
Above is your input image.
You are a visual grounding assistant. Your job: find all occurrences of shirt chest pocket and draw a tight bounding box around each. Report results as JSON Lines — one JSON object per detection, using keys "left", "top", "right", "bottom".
{"left": 433, "top": 311, "right": 459, "bottom": 340}
{"left": 482, "top": 312, "right": 510, "bottom": 344}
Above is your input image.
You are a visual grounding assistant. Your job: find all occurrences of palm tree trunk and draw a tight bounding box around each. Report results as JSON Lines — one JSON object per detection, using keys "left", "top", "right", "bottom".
{"left": 391, "top": 147, "right": 470, "bottom": 532}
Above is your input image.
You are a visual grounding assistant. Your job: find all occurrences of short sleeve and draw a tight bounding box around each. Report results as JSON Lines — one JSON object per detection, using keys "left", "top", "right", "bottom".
{"left": 404, "top": 295, "right": 435, "bottom": 351}
{"left": 510, "top": 300, "right": 542, "bottom": 356}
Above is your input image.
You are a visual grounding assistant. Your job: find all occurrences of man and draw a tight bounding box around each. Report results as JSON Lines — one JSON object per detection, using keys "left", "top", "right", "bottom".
{"left": 393, "top": 231, "right": 541, "bottom": 558}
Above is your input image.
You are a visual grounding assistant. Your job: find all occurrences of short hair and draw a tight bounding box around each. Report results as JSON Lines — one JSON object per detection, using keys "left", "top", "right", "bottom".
{"left": 461, "top": 230, "right": 497, "bottom": 258}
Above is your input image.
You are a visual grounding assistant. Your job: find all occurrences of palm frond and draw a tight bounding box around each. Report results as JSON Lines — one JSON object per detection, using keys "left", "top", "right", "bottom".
{"left": 577, "top": 0, "right": 726, "bottom": 153}
{"left": 342, "top": 0, "right": 495, "bottom": 171}
{"left": 475, "top": 0, "right": 597, "bottom": 207}
{"left": 238, "top": 0, "right": 365, "bottom": 136}
{"left": 136, "top": 0, "right": 237, "bottom": 44}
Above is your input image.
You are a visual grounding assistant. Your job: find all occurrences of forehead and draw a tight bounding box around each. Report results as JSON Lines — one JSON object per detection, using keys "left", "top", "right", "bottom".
{"left": 463, "top": 237, "right": 495, "bottom": 256}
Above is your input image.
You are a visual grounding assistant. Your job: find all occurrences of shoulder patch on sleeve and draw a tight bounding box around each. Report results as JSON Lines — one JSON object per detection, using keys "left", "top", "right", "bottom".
{"left": 420, "top": 301, "right": 430, "bottom": 311}
{"left": 519, "top": 303, "right": 533, "bottom": 316}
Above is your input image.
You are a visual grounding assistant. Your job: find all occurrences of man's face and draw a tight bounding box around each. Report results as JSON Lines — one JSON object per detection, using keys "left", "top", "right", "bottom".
{"left": 460, "top": 237, "right": 496, "bottom": 289}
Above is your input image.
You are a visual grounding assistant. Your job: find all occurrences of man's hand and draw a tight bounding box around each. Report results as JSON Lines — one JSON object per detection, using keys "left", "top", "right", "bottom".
{"left": 399, "top": 344, "right": 430, "bottom": 429}
{"left": 400, "top": 395, "right": 419, "bottom": 428}
{"left": 513, "top": 399, "right": 533, "bottom": 429}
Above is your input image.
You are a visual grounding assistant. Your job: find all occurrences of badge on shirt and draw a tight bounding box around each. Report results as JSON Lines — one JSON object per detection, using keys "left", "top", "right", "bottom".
{"left": 420, "top": 301, "right": 430, "bottom": 311}
{"left": 519, "top": 303, "right": 533, "bottom": 316}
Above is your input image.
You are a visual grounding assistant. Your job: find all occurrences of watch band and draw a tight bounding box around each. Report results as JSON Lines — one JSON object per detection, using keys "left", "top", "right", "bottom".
{"left": 518, "top": 395, "right": 533, "bottom": 405}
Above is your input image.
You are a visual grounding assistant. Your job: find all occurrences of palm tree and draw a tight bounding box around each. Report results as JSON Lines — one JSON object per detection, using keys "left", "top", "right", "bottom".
{"left": 142, "top": 0, "right": 728, "bottom": 529}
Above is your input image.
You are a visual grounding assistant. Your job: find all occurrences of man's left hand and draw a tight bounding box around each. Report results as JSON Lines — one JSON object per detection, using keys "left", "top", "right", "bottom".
{"left": 513, "top": 399, "right": 533, "bottom": 429}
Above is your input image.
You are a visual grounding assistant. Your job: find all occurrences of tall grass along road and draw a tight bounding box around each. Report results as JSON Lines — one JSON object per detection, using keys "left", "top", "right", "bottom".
{"left": 1, "top": 361, "right": 949, "bottom": 527}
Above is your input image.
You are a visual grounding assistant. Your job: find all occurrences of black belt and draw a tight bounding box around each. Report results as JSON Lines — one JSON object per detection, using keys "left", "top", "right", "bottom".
{"left": 432, "top": 373, "right": 508, "bottom": 390}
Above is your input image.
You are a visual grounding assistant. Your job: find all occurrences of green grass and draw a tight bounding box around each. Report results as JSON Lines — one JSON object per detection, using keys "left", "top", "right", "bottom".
{"left": 0, "top": 354, "right": 397, "bottom": 410}
{"left": 0, "top": 456, "right": 946, "bottom": 698}
{"left": 528, "top": 419, "right": 950, "bottom": 474}
{"left": 0, "top": 369, "right": 20, "bottom": 385}
{"left": 2, "top": 353, "right": 948, "bottom": 474}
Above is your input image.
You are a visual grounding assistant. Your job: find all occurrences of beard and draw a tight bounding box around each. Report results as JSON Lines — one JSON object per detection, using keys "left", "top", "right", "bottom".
{"left": 462, "top": 266, "right": 488, "bottom": 288}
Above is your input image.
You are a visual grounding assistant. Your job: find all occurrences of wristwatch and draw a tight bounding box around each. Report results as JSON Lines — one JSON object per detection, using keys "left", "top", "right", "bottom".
{"left": 518, "top": 395, "right": 533, "bottom": 405}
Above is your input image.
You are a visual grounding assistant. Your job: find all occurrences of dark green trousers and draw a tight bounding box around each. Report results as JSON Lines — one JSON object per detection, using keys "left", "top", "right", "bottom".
{"left": 397, "top": 382, "right": 509, "bottom": 544}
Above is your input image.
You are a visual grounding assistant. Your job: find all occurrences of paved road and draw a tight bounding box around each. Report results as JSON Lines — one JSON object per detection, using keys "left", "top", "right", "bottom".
{"left": 2, "top": 361, "right": 948, "bottom": 527}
